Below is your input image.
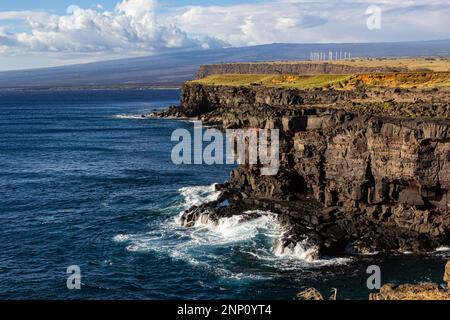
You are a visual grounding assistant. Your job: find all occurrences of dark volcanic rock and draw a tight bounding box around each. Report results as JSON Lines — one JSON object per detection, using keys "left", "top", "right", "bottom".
{"left": 172, "top": 82, "right": 450, "bottom": 258}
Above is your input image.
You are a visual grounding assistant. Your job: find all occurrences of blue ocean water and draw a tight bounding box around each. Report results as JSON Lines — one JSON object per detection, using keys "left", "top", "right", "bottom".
{"left": 0, "top": 89, "right": 448, "bottom": 300}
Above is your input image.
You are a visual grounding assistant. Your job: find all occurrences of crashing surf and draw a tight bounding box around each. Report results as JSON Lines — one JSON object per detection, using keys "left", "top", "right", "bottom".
{"left": 113, "top": 183, "right": 353, "bottom": 282}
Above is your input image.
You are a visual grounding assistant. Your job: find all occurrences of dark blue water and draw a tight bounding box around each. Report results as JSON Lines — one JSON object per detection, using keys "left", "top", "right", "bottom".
{"left": 0, "top": 89, "right": 448, "bottom": 300}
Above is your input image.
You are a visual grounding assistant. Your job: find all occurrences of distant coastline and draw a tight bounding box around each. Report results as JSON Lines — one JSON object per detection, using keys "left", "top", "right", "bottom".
{"left": 1, "top": 40, "right": 449, "bottom": 90}
{"left": 0, "top": 85, "right": 180, "bottom": 92}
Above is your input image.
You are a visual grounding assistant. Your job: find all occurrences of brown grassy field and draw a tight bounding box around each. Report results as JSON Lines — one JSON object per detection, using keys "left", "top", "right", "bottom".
{"left": 212, "top": 58, "right": 450, "bottom": 72}
{"left": 328, "top": 58, "right": 450, "bottom": 72}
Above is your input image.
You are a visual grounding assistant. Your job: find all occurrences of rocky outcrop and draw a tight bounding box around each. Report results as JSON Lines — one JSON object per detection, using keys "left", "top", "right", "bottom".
{"left": 369, "top": 283, "right": 450, "bottom": 300}
{"left": 299, "top": 282, "right": 450, "bottom": 301}
{"left": 181, "top": 83, "right": 362, "bottom": 110}
{"left": 298, "top": 261, "right": 450, "bottom": 300}
{"left": 369, "top": 260, "right": 450, "bottom": 300}
{"left": 297, "top": 288, "right": 337, "bottom": 300}
{"left": 175, "top": 82, "right": 450, "bottom": 119}
{"left": 196, "top": 62, "right": 407, "bottom": 79}
{"left": 445, "top": 261, "right": 450, "bottom": 287}
{"left": 163, "top": 80, "right": 450, "bottom": 258}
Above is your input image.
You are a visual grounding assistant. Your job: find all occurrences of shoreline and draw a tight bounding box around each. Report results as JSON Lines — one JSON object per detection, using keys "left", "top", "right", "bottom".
{"left": 156, "top": 71, "right": 450, "bottom": 260}
{"left": 0, "top": 85, "right": 181, "bottom": 92}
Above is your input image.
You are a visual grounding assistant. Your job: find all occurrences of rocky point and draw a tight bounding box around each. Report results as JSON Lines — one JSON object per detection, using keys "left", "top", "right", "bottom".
{"left": 153, "top": 70, "right": 450, "bottom": 260}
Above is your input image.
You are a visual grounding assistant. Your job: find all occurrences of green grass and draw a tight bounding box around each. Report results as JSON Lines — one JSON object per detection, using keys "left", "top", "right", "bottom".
{"left": 190, "top": 72, "right": 450, "bottom": 89}
{"left": 190, "top": 74, "right": 353, "bottom": 89}
{"left": 190, "top": 74, "right": 275, "bottom": 86}
{"left": 279, "top": 74, "right": 352, "bottom": 89}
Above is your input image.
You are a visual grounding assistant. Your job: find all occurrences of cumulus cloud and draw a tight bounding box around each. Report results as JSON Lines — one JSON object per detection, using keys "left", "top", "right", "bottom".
{"left": 0, "top": 0, "right": 448, "bottom": 69}
{"left": 0, "top": 0, "right": 225, "bottom": 60}
{"left": 173, "top": 0, "right": 450, "bottom": 45}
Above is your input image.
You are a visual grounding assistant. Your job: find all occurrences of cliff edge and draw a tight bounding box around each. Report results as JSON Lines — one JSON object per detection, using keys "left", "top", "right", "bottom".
{"left": 155, "top": 69, "right": 450, "bottom": 259}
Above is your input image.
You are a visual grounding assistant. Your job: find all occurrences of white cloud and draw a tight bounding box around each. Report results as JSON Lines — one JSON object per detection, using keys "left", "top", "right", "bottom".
{"left": 0, "top": 0, "right": 449, "bottom": 69}
{"left": 173, "top": 0, "right": 450, "bottom": 45}
{"left": 275, "top": 17, "right": 297, "bottom": 31}
{"left": 0, "top": 0, "right": 224, "bottom": 62}
{"left": 116, "top": 0, "right": 156, "bottom": 19}
{"left": 66, "top": 5, "right": 80, "bottom": 15}
{"left": 0, "top": 10, "right": 53, "bottom": 23}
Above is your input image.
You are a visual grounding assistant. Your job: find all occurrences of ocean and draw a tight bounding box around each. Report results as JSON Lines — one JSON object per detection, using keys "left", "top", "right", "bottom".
{"left": 0, "top": 89, "right": 448, "bottom": 300}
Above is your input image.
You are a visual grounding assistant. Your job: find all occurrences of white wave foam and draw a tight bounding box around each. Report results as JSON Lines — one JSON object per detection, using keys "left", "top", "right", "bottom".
{"left": 113, "top": 234, "right": 130, "bottom": 242}
{"left": 273, "top": 239, "right": 320, "bottom": 262}
{"left": 178, "top": 184, "right": 221, "bottom": 209}
{"left": 433, "top": 246, "right": 450, "bottom": 258}
{"left": 113, "top": 114, "right": 146, "bottom": 119}
{"left": 126, "top": 244, "right": 141, "bottom": 252}
{"left": 190, "top": 211, "right": 279, "bottom": 244}
{"left": 174, "top": 183, "right": 222, "bottom": 225}
{"left": 177, "top": 208, "right": 351, "bottom": 266}
{"left": 113, "top": 185, "right": 353, "bottom": 281}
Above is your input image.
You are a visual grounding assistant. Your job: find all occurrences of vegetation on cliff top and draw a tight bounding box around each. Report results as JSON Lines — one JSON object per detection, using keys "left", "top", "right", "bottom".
{"left": 190, "top": 72, "right": 450, "bottom": 90}
{"left": 203, "top": 57, "right": 450, "bottom": 72}
{"left": 189, "top": 74, "right": 351, "bottom": 89}
{"left": 324, "top": 57, "right": 450, "bottom": 72}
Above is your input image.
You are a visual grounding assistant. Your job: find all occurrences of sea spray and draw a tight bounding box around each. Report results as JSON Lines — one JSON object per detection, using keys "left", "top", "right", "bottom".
{"left": 273, "top": 238, "right": 320, "bottom": 262}
{"left": 114, "top": 184, "right": 353, "bottom": 283}
{"left": 178, "top": 184, "right": 221, "bottom": 209}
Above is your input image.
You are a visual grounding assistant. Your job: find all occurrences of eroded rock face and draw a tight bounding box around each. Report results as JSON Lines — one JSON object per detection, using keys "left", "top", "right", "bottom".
{"left": 196, "top": 63, "right": 407, "bottom": 79}
{"left": 291, "top": 116, "right": 450, "bottom": 252}
{"left": 180, "top": 83, "right": 365, "bottom": 113}
{"left": 177, "top": 83, "right": 450, "bottom": 119}
{"left": 172, "top": 83, "right": 450, "bottom": 257}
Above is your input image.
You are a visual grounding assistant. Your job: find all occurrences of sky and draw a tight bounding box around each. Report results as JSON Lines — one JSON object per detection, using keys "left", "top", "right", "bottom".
{"left": 0, "top": 0, "right": 449, "bottom": 71}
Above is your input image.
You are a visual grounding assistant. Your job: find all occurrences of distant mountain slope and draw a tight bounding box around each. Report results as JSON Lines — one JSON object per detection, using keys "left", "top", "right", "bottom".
{"left": 0, "top": 40, "right": 449, "bottom": 89}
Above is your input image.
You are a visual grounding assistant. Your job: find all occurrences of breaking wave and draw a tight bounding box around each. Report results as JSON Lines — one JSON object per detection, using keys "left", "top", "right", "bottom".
{"left": 273, "top": 238, "right": 320, "bottom": 262}
{"left": 178, "top": 184, "right": 221, "bottom": 209}
{"left": 113, "top": 184, "right": 352, "bottom": 281}
{"left": 113, "top": 114, "right": 146, "bottom": 119}
{"left": 434, "top": 246, "right": 450, "bottom": 259}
